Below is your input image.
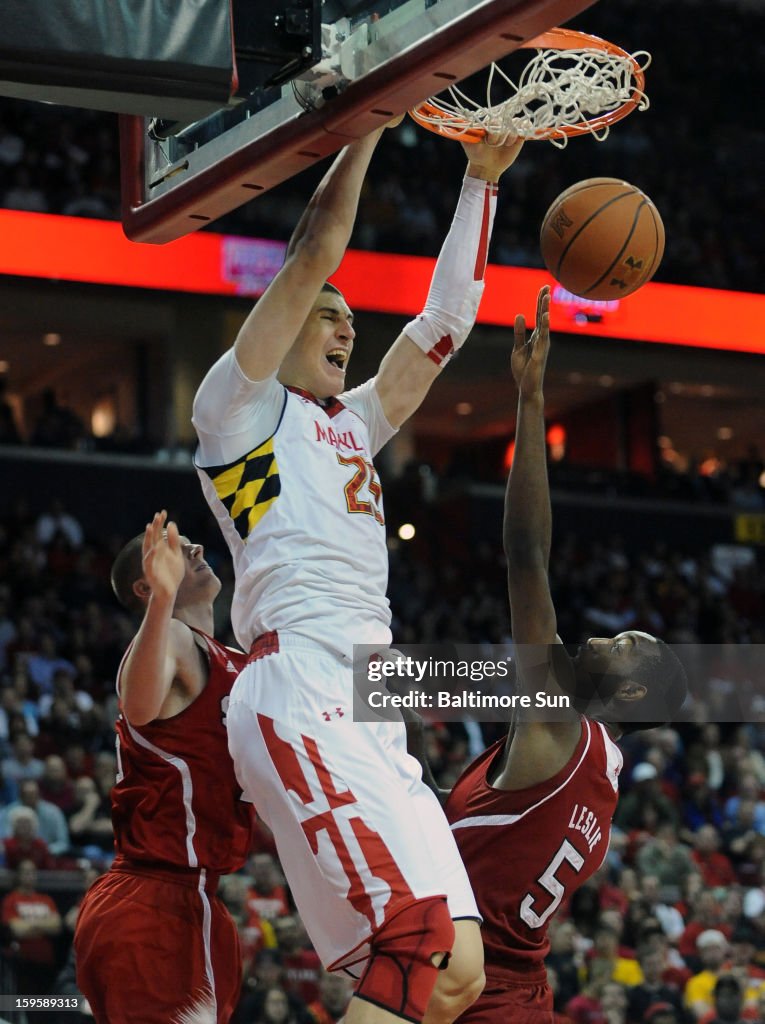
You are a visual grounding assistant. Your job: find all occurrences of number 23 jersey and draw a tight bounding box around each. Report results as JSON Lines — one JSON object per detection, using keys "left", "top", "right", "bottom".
{"left": 445, "top": 717, "right": 623, "bottom": 972}
{"left": 193, "top": 351, "right": 396, "bottom": 659}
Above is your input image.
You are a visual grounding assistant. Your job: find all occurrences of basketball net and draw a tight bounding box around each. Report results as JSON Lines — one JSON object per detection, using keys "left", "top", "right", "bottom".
{"left": 410, "top": 29, "right": 650, "bottom": 149}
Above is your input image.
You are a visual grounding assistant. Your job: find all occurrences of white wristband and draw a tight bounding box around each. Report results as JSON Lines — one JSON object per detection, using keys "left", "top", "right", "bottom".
{"left": 404, "top": 175, "right": 498, "bottom": 367}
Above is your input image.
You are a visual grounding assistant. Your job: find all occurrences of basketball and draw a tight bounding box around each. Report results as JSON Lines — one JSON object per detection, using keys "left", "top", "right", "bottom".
{"left": 539, "top": 178, "right": 665, "bottom": 300}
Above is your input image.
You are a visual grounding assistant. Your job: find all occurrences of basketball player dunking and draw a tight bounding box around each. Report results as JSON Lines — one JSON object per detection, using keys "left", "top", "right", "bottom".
{"left": 191, "top": 122, "right": 523, "bottom": 1024}
{"left": 408, "top": 287, "right": 688, "bottom": 1024}
{"left": 75, "top": 511, "right": 255, "bottom": 1024}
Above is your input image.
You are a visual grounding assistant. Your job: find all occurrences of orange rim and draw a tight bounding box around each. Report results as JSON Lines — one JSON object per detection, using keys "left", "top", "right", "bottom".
{"left": 409, "top": 26, "right": 646, "bottom": 142}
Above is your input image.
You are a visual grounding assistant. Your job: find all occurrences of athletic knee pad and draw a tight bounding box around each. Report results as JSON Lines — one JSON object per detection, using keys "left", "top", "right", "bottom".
{"left": 355, "top": 896, "right": 455, "bottom": 1023}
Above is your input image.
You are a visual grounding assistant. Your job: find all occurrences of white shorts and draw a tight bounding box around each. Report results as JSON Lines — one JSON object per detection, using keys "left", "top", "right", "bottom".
{"left": 226, "top": 632, "right": 479, "bottom": 974}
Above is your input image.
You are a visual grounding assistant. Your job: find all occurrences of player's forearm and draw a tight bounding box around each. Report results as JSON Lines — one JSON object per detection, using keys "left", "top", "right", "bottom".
{"left": 401, "top": 176, "right": 497, "bottom": 369}
{"left": 503, "top": 394, "right": 552, "bottom": 569}
{"left": 121, "top": 595, "right": 177, "bottom": 725}
{"left": 377, "top": 175, "right": 498, "bottom": 424}
{"left": 233, "top": 131, "right": 384, "bottom": 381}
{"left": 286, "top": 130, "right": 384, "bottom": 264}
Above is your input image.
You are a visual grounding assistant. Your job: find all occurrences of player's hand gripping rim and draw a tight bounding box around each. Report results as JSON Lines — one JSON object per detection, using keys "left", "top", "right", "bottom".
{"left": 511, "top": 285, "right": 551, "bottom": 398}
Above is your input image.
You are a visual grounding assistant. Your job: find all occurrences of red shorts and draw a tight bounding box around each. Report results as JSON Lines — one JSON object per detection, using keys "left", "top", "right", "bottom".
{"left": 457, "top": 971, "right": 554, "bottom": 1024}
{"left": 74, "top": 863, "right": 242, "bottom": 1024}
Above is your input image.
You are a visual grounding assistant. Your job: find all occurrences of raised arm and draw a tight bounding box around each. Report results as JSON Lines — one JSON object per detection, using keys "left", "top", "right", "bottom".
{"left": 120, "top": 511, "right": 201, "bottom": 726}
{"left": 375, "top": 136, "right": 524, "bottom": 428}
{"left": 504, "top": 285, "right": 556, "bottom": 647}
{"left": 232, "top": 129, "right": 389, "bottom": 383}
{"left": 495, "top": 287, "right": 580, "bottom": 787}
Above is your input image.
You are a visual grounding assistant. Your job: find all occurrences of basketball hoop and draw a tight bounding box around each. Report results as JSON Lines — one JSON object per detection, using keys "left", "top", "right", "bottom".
{"left": 409, "top": 28, "right": 650, "bottom": 149}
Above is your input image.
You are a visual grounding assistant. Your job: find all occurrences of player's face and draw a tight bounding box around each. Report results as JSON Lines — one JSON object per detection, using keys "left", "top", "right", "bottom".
{"left": 175, "top": 536, "right": 221, "bottom": 606}
{"left": 281, "top": 291, "right": 356, "bottom": 398}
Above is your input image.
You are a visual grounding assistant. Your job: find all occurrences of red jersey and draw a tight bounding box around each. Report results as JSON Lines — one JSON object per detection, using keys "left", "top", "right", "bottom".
{"left": 445, "top": 717, "right": 622, "bottom": 975}
{"left": 112, "top": 630, "right": 255, "bottom": 874}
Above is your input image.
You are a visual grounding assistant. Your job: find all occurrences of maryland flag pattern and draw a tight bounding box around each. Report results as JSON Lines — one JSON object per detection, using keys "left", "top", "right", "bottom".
{"left": 202, "top": 437, "right": 281, "bottom": 541}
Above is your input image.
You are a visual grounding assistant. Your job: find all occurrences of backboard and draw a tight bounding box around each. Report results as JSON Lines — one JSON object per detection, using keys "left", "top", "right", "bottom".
{"left": 120, "top": 0, "right": 597, "bottom": 244}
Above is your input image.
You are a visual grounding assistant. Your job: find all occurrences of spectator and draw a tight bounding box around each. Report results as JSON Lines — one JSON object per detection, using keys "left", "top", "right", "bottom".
{"left": 617, "top": 764, "right": 678, "bottom": 832}
{"left": 66, "top": 776, "right": 113, "bottom": 863}
{"left": 38, "top": 669, "right": 100, "bottom": 738}
{"left": 724, "top": 776, "right": 765, "bottom": 834}
{"left": 679, "top": 894, "right": 731, "bottom": 962}
{"left": 685, "top": 930, "right": 732, "bottom": 1020}
{"left": 30, "top": 388, "right": 85, "bottom": 449}
{"left": 2, "top": 806, "right": 55, "bottom": 870}
{"left": 643, "top": 1003, "right": 682, "bottom": 1024}
{"left": 247, "top": 853, "right": 290, "bottom": 921}
{"left": 682, "top": 775, "right": 726, "bottom": 838}
{"left": 38, "top": 754, "right": 77, "bottom": 815}
{"left": 722, "top": 923, "right": 765, "bottom": 1012}
{"left": 723, "top": 800, "right": 765, "bottom": 886}
{"left": 601, "top": 981, "right": 630, "bottom": 1024}
{"left": 627, "top": 943, "right": 686, "bottom": 1024}
{"left": 8, "top": 666, "right": 41, "bottom": 735}
{"left": 273, "top": 914, "right": 322, "bottom": 1007}
{"left": 0, "top": 377, "right": 21, "bottom": 444}
{"left": 637, "top": 824, "right": 696, "bottom": 896}
{"left": 567, "top": 971, "right": 610, "bottom": 1024}
{"left": 219, "top": 873, "right": 277, "bottom": 978}
{"left": 589, "top": 925, "right": 643, "bottom": 987}
{"left": 0, "top": 778, "right": 70, "bottom": 857}
{"left": 250, "top": 985, "right": 301, "bottom": 1024}
{"left": 640, "top": 875, "right": 686, "bottom": 942}
{"left": 35, "top": 499, "right": 84, "bottom": 550}
{"left": 547, "top": 920, "right": 583, "bottom": 1009}
{"left": 306, "top": 971, "right": 353, "bottom": 1024}
{"left": 692, "top": 826, "right": 737, "bottom": 888}
{"left": 0, "top": 859, "right": 63, "bottom": 1005}
{"left": 1, "top": 732, "right": 45, "bottom": 786}
{"left": 24, "top": 634, "right": 77, "bottom": 696}
{"left": 705, "top": 975, "right": 748, "bottom": 1024}
{"left": 237, "top": 950, "right": 307, "bottom": 1024}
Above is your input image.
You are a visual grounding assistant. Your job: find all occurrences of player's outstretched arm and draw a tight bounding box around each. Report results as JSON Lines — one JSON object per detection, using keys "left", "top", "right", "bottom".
{"left": 504, "top": 285, "right": 555, "bottom": 647}
{"left": 231, "top": 128, "right": 390, "bottom": 383}
{"left": 496, "top": 287, "right": 580, "bottom": 786}
{"left": 374, "top": 135, "right": 523, "bottom": 428}
{"left": 120, "top": 511, "right": 199, "bottom": 726}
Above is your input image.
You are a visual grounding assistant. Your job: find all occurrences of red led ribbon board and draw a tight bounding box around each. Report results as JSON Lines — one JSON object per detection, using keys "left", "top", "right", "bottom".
{"left": 0, "top": 210, "right": 763, "bottom": 354}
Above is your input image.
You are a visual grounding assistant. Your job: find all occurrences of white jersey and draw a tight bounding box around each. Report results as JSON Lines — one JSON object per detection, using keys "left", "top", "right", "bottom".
{"left": 192, "top": 349, "right": 396, "bottom": 659}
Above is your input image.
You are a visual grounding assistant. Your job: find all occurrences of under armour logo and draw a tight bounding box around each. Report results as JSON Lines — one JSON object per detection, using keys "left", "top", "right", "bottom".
{"left": 225, "top": 660, "right": 238, "bottom": 673}
{"left": 321, "top": 707, "right": 345, "bottom": 720}
{"left": 551, "top": 208, "right": 574, "bottom": 239}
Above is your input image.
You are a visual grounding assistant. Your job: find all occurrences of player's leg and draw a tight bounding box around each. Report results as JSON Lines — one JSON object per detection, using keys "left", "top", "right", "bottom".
{"left": 75, "top": 870, "right": 230, "bottom": 1024}
{"left": 384, "top": 727, "right": 485, "bottom": 1023}
{"left": 351, "top": 896, "right": 456, "bottom": 1023}
{"left": 423, "top": 920, "right": 485, "bottom": 1024}
{"left": 226, "top": 647, "right": 460, "bottom": 1023}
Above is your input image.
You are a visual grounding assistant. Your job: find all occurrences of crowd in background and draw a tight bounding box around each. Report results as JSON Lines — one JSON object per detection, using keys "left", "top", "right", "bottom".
{"left": 0, "top": 487, "right": 763, "bottom": 1022}
{"left": 0, "top": 0, "right": 762, "bottom": 295}
{"left": 2, "top": 380, "right": 765, "bottom": 511}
